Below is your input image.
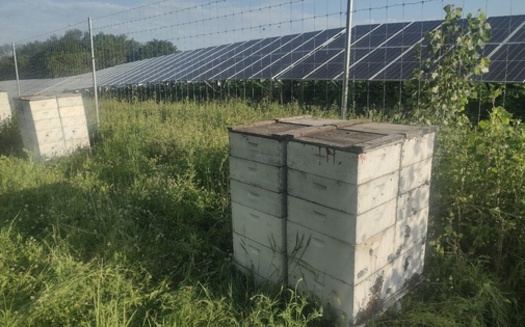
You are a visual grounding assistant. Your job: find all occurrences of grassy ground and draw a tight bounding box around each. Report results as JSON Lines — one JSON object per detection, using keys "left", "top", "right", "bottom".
{"left": 0, "top": 100, "right": 330, "bottom": 326}
{"left": 0, "top": 99, "right": 523, "bottom": 326}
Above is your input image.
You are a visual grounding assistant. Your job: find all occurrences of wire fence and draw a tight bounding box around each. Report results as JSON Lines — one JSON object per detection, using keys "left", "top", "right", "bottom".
{"left": 0, "top": 0, "right": 524, "bottom": 121}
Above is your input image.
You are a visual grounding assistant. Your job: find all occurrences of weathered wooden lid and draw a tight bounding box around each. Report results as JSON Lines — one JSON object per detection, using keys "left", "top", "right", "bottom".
{"left": 228, "top": 116, "right": 369, "bottom": 140}
{"left": 229, "top": 117, "right": 437, "bottom": 151}
{"left": 291, "top": 122, "right": 438, "bottom": 153}
{"left": 341, "top": 122, "right": 438, "bottom": 138}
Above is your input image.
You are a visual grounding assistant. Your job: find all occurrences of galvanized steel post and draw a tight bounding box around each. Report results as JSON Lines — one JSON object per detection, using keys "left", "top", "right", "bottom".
{"left": 341, "top": 0, "right": 354, "bottom": 120}
{"left": 89, "top": 17, "right": 100, "bottom": 131}
{"left": 12, "top": 43, "right": 21, "bottom": 97}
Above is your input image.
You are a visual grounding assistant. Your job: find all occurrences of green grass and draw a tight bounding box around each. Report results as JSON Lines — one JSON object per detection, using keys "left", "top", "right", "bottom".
{"left": 1, "top": 99, "right": 523, "bottom": 326}
{"left": 0, "top": 100, "right": 328, "bottom": 327}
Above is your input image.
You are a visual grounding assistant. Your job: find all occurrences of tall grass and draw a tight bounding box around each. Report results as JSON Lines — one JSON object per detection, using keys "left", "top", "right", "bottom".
{"left": 1, "top": 98, "right": 523, "bottom": 326}
{"left": 0, "top": 100, "right": 327, "bottom": 326}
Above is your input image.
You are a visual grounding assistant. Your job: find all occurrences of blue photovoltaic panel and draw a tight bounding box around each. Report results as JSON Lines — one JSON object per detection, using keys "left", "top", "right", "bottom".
{"left": 485, "top": 44, "right": 525, "bottom": 82}
{"left": 184, "top": 40, "right": 259, "bottom": 81}
{"left": 255, "top": 29, "right": 342, "bottom": 79}
{"left": 106, "top": 56, "right": 163, "bottom": 85}
{"left": 307, "top": 52, "right": 345, "bottom": 80}
{"left": 2, "top": 14, "right": 525, "bottom": 99}
{"left": 386, "top": 20, "right": 441, "bottom": 47}
{"left": 353, "top": 22, "right": 408, "bottom": 48}
{"left": 196, "top": 40, "right": 266, "bottom": 81}
{"left": 132, "top": 55, "right": 185, "bottom": 84}
{"left": 280, "top": 49, "right": 340, "bottom": 80}
{"left": 163, "top": 44, "right": 234, "bottom": 81}
{"left": 228, "top": 34, "right": 299, "bottom": 80}
{"left": 509, "top": 26, "right": 525, "bottom": 42}
{"left": 125, "top": 48, "right": 203, "bottom": 84}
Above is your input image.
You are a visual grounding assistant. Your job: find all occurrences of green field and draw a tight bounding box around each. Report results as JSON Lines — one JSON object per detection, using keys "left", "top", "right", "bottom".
{"left": 1, "top": 99, "right": 524, "bottom": 326}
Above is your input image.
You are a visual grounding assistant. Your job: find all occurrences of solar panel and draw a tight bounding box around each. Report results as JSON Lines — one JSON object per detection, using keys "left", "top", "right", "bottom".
{"left": 3, "top": 14, "right": 525, "bottom": 98}
{"left": 509, "top": 25, "right": 525, "bottom": 42}
{"left": 255, "top": 29, "right": 342, "bottom": 80}
{"left": 161, "top": 44, "right": 234, "bottom": 82}
{"left": 485, "top": 43, "right": 525, "bottom": 82}
{"left": 228, "top": 33, "right": 303, "bottom": 80}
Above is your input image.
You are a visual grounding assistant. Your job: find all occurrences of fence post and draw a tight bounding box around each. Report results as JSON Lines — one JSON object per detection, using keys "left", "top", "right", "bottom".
{"left": 88, "top": 17, "right": 100, "bottom": 131}
{"left": 341, "top": 0, "right": 354, "bottom": 119}
{"left": 12, "top": 43, "right": 21, "bottom": 97}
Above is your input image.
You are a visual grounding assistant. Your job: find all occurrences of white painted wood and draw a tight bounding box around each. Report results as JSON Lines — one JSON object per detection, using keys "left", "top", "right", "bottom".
{"left": 32, "top": 118, "right": 63, "bottom": 132}
{"left": 289, "top": 260, "right": 356, "bottom": 326}
{"left": 387, "top": 243, "right": 425, "bottom": 296}
{"left": 401, "top": 133, "right": 436, "bottom": 167}
{"left": 63, "top": 125, "right": 89, "bottom": 140}
{"left": 287, "top": 141, "right": 401, "bottom": 185}
{"left": 394, "top": 206, "right": 429, "bottom": 255}
{"left": 397, "top": 185, "right": 430, "bottom": 219}
{"left": 27, "top": 98, "right": 58, "bottom": 111}
{"left": 233, "top": 232, "right": 286, "bottom": 284}
{"left": 15, "top": 95, "right": 91, "bottom": 159}
{"left": 229, "top": 156, "right": 286, "bottom": 192}
{"left": 230, "top": 180, "right": 286, "bottom": 218}
{"left": 288, "top": 222, "right": 395, "bottom": 284}
{"left": 228, "top": 119, "right": 436, "bottom": 324}
{"left": 287, "top": 196, "right": 396, "bottom": 245}
{"left": 0, "top": 92, "right": 11, "bottom": 125}
{"left": 27, "top": 106, "right": 60, "bottom": 121}
{"left": 290, "top": 243, "right": 425, "bottom": 327}
{"left": 232, "top": 202, "right": 286, "bottom": 252}
{"left": 288, "top": 169, "right": 399, "bottom": 215}
{"left": 65, "top": 138, "right": 91, "bottom": 151}
{"left": 59, "top": 115, "right": 87, "bottom": 128}
{"left": 38, "top": 141, "right": 68, "bottom": 158}
{"left": 56, "top": 94, "right": 83, "bottom": 107}
{"left": 58, "top": 105, "right": 86, "bottom": 118}
{"left": 290, "top": 259, "right": 395, "bottom": 327}
{"left": 35, "top": 128, "right": 64, "bottom": 144}
{"left": 399, "top": 157, "right": 433, "bottom": 194}
{"left": 229, "top": 132, "right": 286, "bottom": 166}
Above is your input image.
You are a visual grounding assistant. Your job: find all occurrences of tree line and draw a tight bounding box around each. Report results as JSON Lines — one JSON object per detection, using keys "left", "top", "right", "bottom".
{"left": 0, "top": 29, "right": 177, "bottom": 80}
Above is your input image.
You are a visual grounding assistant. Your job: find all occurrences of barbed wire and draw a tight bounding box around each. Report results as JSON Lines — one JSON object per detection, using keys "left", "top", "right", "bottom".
{"left": 94, "top": 0, "right": 196, "bottom": 20}
{"left": 110, "top": 0, "right": 304, "bottom": 37}
{"left": 354, "top": 0, "right": 442, "bottom": 13}
{"left": 167, "top": 12, "right": 342, "bottom": 42}
{"left": 93, "top": 0, "right": 226, "bottom": 31}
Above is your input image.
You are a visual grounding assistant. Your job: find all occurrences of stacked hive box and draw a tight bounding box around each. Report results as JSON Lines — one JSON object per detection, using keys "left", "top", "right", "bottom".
{"left": 286, "top": 122, "right": 437, "bottom": 326}
{"left": 228, "top": 117, "right": 353, "bottom": 284}
{"left": 0, "top": 92, "right": 11, "bottom": 127}
{"left": 16, "top": 94, "right": 90, "bottom": 159}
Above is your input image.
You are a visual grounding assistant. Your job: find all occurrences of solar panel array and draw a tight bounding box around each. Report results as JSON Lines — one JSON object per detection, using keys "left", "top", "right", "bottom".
{"left": 1, "top": 15, "right": 525, "bottom": 97}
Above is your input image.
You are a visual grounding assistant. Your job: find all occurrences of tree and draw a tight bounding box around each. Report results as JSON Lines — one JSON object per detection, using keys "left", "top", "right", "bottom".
{"left": 45, "top": 30, "right": 90, "bottom": 77}
{"left": 413, "top": 5, "right": 491, "bottom": 125}
{"left": 127, "top": 39, "right": 177, "bottom": 62}
{"left": 0, "top": 30, "right": 177, "bottom": 81}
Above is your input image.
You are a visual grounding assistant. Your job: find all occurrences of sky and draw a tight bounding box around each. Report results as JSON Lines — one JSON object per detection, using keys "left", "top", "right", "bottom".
{"left": 1, "top": 0, "right": 524, "bottom": 50}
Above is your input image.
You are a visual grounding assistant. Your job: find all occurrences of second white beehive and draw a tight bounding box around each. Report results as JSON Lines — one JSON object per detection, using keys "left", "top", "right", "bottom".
{"left": 16, "top": 94, "right": 90, "bottom": 159}
{"left": 0, "top": 92, "right": 11, "bottom": 127}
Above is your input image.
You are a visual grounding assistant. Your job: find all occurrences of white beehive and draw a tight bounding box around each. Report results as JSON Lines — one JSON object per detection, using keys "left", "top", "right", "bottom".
{"left": 228, "top": 117, "right": 359, "bottom": 283}
{"left": 286, "top": 122, "right": 437, "bottom": 326}
{"left": 0, "top": 92, "right": 11, "bottom": 127}
{"left": 16, "top": 94, "right": 90, "bottom": 159}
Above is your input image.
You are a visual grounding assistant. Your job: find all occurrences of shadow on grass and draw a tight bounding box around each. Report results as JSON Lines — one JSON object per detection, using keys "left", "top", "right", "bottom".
{"left": 0, "top": 118, "right": 24, "bottom": 157}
